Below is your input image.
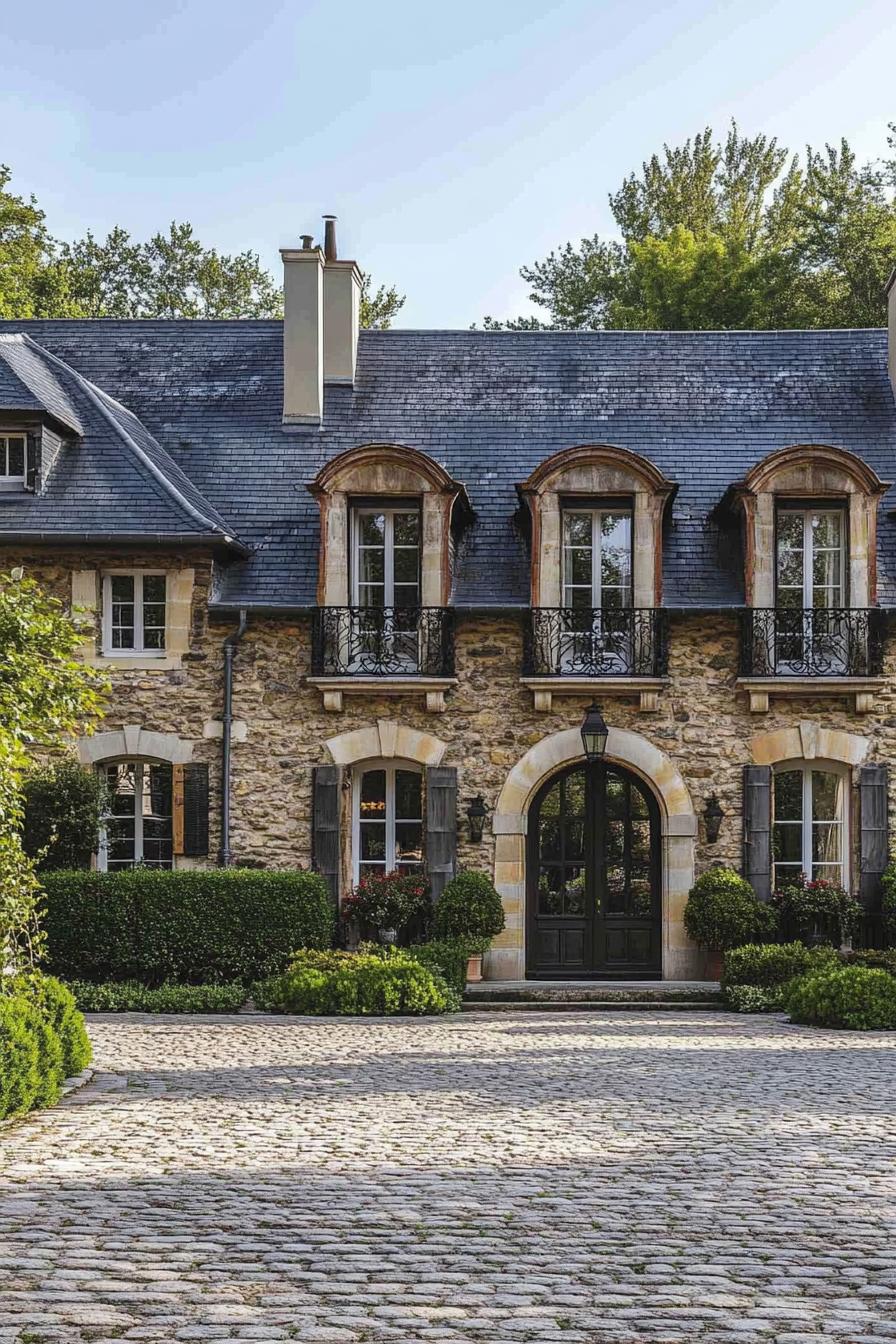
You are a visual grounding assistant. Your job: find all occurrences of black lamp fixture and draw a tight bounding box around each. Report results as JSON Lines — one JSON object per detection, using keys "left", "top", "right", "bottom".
{"left": 466, "top": 795, "right": 488, "bottom": 843}
{"left": 704, "top": 794, "right": 724, "bottom": 844}
{"left": 580, "top": 702, "right": 609, "bottom": 763}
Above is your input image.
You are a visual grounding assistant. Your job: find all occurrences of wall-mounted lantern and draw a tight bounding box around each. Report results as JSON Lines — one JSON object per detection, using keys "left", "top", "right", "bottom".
{"left": 580, "top": 702, "right": 609, "bottom": 763}
{"left": 466, "top": 795, "right": 488, "bottom": 843}
{"left": 704, "top": 794, "right": 724, "bottom": 844}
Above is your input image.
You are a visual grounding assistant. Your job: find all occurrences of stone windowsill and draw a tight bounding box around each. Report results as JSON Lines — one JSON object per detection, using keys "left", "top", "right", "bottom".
{"left": 737, "top": 676, "right": 886, "bottom": 714}
{"left": 307, "top": 675, "right": 458, "bottom": 714}
{"left": 520, "top": 675, "right": 669, "bottom": 714}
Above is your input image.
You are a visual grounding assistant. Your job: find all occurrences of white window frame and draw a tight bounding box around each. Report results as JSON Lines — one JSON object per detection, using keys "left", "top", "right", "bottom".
{"left": 0, "top": 431, "right": 28, "bottom": 491}
{"left": 97, "top": 759, "right": 175, "bottom": 871}
{"left": 350, "top": 506, "right": 421, "bottom": 608}
{"left": 351, "top": 761, "right": 424, "bottom": 886}
{"left": 776, "top": 507, "right": 847, "bottom": 610}
{"left": 102, "top": 571, "right": 167, "bottom": 657}
{"left": 562, "top": 507, "right": 633, "bottom": 610}
{"left": 772, "top": 759, "right": 849, "bottom": 890}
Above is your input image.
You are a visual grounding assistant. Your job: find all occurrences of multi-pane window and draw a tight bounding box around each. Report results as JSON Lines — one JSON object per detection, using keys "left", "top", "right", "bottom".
{"left": 99, "top": 760, "right": 174, "bottom": 870}
{"left": 103, "top": 574, "right": 167, "bottom": 655}
{"left": 0, "top": 434, "right": 26, "bottom": 489}
{"left": 562, "top": 509, "right": 632, "bottom": 610}
{"left": 773, "top": 764, "right": 846, "bottom": 889}
{"left": 355, "top": 764, "right": 423, "bottom": 882}
{"left": 350, "top": 508, "right": 421, "bottom": 669}
{"left": 776, "top": 509, "right": 845, "bottom": 610}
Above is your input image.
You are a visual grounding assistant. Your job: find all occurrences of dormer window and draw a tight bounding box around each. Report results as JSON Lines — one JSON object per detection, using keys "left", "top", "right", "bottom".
{"left": 0, "top": 433, "right": 26, "bottom": 490}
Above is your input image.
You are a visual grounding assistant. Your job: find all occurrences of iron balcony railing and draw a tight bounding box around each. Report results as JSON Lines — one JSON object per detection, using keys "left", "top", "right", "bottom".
{"left": 311, "top": 606, "right": 455, "bottom": 677}
{"left": 523, "top": 608, "right": 669, "bottom": 677}
{"left": 740, "top": 608, "right": 886, "bottom": 678}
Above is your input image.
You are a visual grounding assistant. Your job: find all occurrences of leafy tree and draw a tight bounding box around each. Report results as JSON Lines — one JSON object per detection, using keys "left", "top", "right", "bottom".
{"left": 0, "top": 572, "right": 106, "bottom": 972}
{"left": 483, "top": 123, "right": 896, "bottom": 331}
{"left": 23, "top": 760, "right": 107, "bottom": 871}
{"left": 0, "top": 165, "right": 406, "bottom": 325}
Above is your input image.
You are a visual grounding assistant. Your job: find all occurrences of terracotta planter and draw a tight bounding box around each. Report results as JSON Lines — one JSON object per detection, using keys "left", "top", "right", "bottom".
{"left": 705, "top": 948, "right": 723, "bottom": 981}
{"left": 466, "top": 953, "right": 483, "bottom": 984}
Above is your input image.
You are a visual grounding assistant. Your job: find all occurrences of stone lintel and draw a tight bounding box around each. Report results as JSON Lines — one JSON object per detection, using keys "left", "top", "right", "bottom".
{"left": 307, "top": 676, "right": 457, "bottom": 714}
{"left": 520, "top": 677, "right": 669, "bottom": 714}
{"left": 737, "top": 677, "right": 884, "bottom": 716}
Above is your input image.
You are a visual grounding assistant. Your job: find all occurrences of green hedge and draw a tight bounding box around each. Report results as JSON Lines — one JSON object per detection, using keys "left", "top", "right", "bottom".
{"left": 41, "top": 869, "right": 335, "bottom": 986}
{"left": 0, "top": 975, "right": 91, "bottom": 1122}
{"left": 406, "top": 939, "right": 476, "bottom": 995}
{"left": 68, "top": 981, "right": 247, "bottom": 1014}
{"left": 784, "top": 965, "right": 896, "bottom": 1031}
{"left": 254, "top": 948, "right": 461, "bottom": 1016}
{"left": 722, "top": 941, "right": 839, "bottom": 993}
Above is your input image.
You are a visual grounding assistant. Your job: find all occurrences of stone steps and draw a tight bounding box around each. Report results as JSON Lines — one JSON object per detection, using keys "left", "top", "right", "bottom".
{"left": 462, "top": 980, "right": 722, "bottom": 1012}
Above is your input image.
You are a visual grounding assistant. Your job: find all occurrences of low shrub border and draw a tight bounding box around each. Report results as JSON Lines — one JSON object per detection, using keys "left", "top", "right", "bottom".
{"left": 68, "top": 981, "right": 248, "bottom": 1015}
{"left": 42, "top": 868, "right": 335, "bottom": 985}
{"left": 254, "top": 948, "right": 461, "bottom": 1016}
{"left": 783, "top": 965, "right": 896, "bottom": 1031}
{"left": 0, "top": 975, "right": 92, "bottom": 1123}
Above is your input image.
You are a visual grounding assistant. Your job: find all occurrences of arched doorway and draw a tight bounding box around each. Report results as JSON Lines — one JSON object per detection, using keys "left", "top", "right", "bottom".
{"left": 527, "top": 760, "right": 661, "bottom": 979}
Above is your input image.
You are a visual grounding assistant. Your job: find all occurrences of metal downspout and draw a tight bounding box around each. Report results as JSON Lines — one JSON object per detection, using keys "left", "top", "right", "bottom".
{"left": 220, "top": 608, "right": 248, "bottom": 866}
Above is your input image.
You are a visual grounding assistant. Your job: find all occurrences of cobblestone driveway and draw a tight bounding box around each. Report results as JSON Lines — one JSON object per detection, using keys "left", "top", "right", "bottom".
{"left": 2, "top": 1011, "right": 896, "bottom": 1344}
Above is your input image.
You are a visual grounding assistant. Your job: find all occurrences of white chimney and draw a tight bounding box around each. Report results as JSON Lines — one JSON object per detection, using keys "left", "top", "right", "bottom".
{"left": 281, "top": 240, "right": 324, "bottom": 425}
{"left": 888, "top": 268, "right": 896, "bottom": 399}
{"left": 322, "top": 216, "right": 362, "bottom": 385}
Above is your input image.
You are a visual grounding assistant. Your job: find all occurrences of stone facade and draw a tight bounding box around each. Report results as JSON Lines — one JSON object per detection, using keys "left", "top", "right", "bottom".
{"left": 5, "top": 542, "right": 896, "bottom": 981}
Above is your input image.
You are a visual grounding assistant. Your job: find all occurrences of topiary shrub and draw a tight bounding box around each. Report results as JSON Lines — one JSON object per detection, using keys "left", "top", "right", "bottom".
{"left": 432, "top": 870, "right": 505, "bottom": 950}
{"left": 722, "top": 941, "right": 838, "bottom": 992}
{"left": 41, "top": 868, "right": 335, "bottom": 985}
{"left": 684, "top": 868, "right": 777, "bottom": 952}
{"left": 22, "top": 759, "right": 106, "bottom": 871}
{"left": 68, "top": 981, "right": 247, "bottom": 1015}
{"left": 406, "top": 939, "right": 478, "bottom": 995}
{"left": 7, "top": 974, "right": 91, "bottom": 1077}
{"left": 0, "top": 979, "right": 79, "bottom": 1120}
{"left": 783, "top": 965, "right": 896, "bottom": 1031}
{"left": 255, "top": 947, "right": 460, "bottom": 1016}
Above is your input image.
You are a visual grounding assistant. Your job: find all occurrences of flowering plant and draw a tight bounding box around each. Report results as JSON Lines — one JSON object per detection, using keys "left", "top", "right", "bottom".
{"left": 772, "top": 873, "right": 861, "bottom": 944}
{"left": 341, "top": 869, "right": 430, "bottom": 934}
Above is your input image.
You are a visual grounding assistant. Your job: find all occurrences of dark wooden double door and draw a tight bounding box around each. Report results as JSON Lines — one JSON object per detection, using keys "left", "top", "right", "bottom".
{"left": 527, "top": 762, "right": 661, "bottom": 979}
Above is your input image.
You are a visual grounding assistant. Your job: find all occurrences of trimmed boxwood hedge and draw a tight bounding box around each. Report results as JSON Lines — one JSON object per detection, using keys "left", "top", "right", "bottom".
{"left": 68, "top": 981, "right": 248, "bottom": 1014}
{"left": 41, "top": 868, "right": 335, "bottom": 986}
{"left": 0, "top": 975, "right": 91, "bottom": 1122}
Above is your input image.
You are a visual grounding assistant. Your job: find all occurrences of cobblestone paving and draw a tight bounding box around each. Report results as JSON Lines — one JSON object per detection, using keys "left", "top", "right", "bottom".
{"left": 2, "top": 1011, "right": 896, "bottom": 1344}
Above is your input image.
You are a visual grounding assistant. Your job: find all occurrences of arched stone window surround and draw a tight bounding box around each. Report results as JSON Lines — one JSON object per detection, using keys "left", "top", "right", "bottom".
{"left": 733, "top": 444, "right": 890, "bottom": 608}
{"left": 750, "top": 720, "right": 870, "bottom": 770}
{"left": 309, "top": 443, "right": 473, "bottom": 608}
{"left": 77, "top": 726, "right": 195, "bottom": 766}
{"left": 488, "top": 725, "right": 698, "bottom": 981}
{"left": 324, "top": 718, "right": 448, "bottom": 768}
{"left": 517, "top": 444, "right": 677, "bottom": 608}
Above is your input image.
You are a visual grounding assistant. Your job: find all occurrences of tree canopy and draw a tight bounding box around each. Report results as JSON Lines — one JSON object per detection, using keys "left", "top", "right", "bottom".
{"left": 0, "top": 166, "right": 405, "bottom": 327}
{"left": 483, "top": 123, "right": 896, "bottom": 330}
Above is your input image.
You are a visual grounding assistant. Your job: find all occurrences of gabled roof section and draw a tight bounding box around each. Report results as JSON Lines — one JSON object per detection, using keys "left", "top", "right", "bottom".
{"left": 0, "top": 334, "right": 84, "bottom": 434}
{"left": 0, "top": 333, "right": 246, "bottom": 554}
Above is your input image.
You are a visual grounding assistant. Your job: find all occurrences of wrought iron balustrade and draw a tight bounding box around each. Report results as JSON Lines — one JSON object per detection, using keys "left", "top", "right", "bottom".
{"left": 523, "top": 608, "right": 668, "bottom": 677}
{"left": 311, "top": 606, "right": 454, "bottom": 677}
{"left": 740, "top": 607, "right": 886, "bottom": 678}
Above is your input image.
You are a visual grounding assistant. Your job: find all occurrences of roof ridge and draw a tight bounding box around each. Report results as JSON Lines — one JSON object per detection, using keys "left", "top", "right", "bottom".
{"left": 20, "top": 335, "right": 245, "bottom": 551}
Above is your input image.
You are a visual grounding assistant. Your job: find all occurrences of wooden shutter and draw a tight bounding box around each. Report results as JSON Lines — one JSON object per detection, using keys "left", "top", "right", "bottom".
{"left": 312, "top": 765, "right": 341, "bottom": 904}
{"left": 859, "top": 764, "right": 889, "bottom": 909}
{"left": 426, "top": 765, "right": 457, "bottom": 903}
{"left": 182, "top": 763, "right": 209, "bottom": 857}
{"left": 743, "top": 764, "right": 772, "bottom": 901}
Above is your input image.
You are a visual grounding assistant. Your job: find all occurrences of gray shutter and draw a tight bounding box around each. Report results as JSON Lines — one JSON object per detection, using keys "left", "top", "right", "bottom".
{"left": 25, "top": 433, "right": 38, "bottom": 493}
{"left": 182, "top": 763, "right": 209, "bottom": 857}
{"left": 743, "top": 764, "right": 772, "bottom": 901}
{"left": 859, "top": 764, "right": 888, "bottom": 909}
{"left": 426, "top": 765, "right": 457, "bottom": 903}
{"left": 312, "top": 765, "right": 341, "bottom": 904}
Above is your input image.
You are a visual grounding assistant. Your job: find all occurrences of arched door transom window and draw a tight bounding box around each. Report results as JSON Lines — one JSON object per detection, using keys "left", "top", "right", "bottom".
{"left": 353, "top": 763, "right": 423, "bottom": 883}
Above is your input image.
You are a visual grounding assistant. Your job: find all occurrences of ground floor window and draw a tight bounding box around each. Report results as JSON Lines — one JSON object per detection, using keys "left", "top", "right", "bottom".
{"left": 772, "top": 762, "right": 847, "bottom": 889}
{"left": 353, "top": 763, "right": 423, "bottom": 883}
{"left": 99, "top": 760, "right": 174, "bottom": 870}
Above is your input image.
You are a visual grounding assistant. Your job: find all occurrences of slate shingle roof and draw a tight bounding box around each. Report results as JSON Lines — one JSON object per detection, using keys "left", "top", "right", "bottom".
{"left": 0, "top": 320, "right": 893, "bottom": 609}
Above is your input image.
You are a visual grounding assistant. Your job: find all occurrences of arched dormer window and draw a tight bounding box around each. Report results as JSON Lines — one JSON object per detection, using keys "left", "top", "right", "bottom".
{"left": 733, "top": 446, "right": 891, "bottom": 711}
{"left": 307, "top": 444, "right": 473, "bottom": 712}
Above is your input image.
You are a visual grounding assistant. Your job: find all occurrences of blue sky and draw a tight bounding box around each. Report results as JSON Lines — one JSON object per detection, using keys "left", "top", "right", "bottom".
{"left": 3, "top": 0, "right": 895, "bottom": 326}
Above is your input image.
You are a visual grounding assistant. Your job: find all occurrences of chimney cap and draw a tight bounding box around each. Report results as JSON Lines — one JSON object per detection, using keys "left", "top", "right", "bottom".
{"left": 300, "top": 234, "right": 314, "bottom": 251}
